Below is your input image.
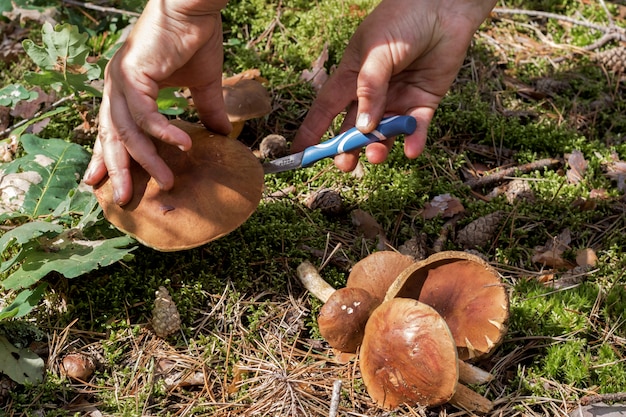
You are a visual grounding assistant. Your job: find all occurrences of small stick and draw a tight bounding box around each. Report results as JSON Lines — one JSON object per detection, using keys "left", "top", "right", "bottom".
{"left": 464, "top": 158, "right": 561, "bottom": 190}
{"left": 328, "top": 379, "right": 342, "bottom": 417}
{"left": 581, "top": 392, "right": 626, "bottom": 406}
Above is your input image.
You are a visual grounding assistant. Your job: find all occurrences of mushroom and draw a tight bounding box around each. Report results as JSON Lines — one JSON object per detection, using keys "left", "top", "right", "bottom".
{"left": 298, "top": 252, "right": 413, "bottom": 354}
{"left": 346, "top": 251, "right": 415, "bottom": 304}
{"left": 317, "top": 287, "right": 378, "bottom": 353}
{"left": 222, "top": 78, "right": 272, "bottom": 139}
{"left": 385, "top": 251, "right": 509, "bottom": 361}
{"left": 360, "top": 297, "right": 493, "bottom": 412}
{"left": 93, "top": 120, "right": 264, "bottom": 251}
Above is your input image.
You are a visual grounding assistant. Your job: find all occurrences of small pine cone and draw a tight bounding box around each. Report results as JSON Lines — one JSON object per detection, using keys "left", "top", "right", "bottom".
{"left": 0, "top": 375, "right": 16, "bottom": 402}
{"left": 259, "top": 134, "right": 288, "bottom": 159}
{"left": 398, "top": 235, "right": 428, "bottom": 261}
{"left": 456, "top": 211, "right": 506, "bottom": 249}
{"left": 151, "top": 287, "right": 181, "bottom": 338}
{"left": 595, "top": 47, "right": 626, "bottom": 75}
{"left": 304, "top": 188, "right": 343, "bottom": 214}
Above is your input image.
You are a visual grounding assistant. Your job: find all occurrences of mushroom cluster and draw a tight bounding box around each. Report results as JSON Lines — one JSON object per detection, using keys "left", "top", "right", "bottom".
{"left": 297, "top": 250, "right": 509, "bottom": 412}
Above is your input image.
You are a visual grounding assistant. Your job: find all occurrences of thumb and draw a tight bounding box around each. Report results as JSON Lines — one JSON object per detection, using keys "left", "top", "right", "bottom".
{"left": 355, "top": 45, "right": 393, "bottom": 132}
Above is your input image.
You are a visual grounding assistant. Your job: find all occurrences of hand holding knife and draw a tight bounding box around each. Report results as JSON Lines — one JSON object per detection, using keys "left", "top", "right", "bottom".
{"left": 263, "top": 115, "right": 417, "bottom": 174}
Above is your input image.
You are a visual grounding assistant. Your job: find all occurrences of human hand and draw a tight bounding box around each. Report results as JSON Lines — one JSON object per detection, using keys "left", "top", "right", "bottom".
{"left": 293, "top": 0, "right": 497, "bottom": 171}
{"left": 83, "top": 0, "right": 231, "bottom": 206}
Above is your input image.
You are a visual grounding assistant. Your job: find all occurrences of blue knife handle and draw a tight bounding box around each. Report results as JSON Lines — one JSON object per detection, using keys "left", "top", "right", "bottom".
{"left": 300, "top": 115, "right": 417, "bottom": 167}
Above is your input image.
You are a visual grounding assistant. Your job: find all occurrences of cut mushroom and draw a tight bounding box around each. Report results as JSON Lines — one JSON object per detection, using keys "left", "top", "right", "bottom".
{"left": 360, "top": 298, "right": 492, "bottom": 413}
{"left": 385, "top": 251, "right": 509, "bottom": 361}
{"left": 94, "top": 120, "right": 264, "bottom": 251}
{"left": 222, "top": 78, "right": 272, "bottom": 139}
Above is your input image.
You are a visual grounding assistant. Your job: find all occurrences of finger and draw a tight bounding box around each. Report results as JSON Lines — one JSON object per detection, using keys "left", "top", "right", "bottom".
{"left": 104, "top": 93, "right": 175, "bottom": 203}
{"left": 293, "top": 68, "right": 356, "bottom": 152}
{"left": 83, "top": 137, "right": 108, "bottom": 186}
{"left": 191, "top": 83, "right": 232, "bottom": 135}
{"left": 355, "top": 45, "right": 393, "bottom": 132}
{"left": 404, "top": 106, "right": 435, "bottom": 159}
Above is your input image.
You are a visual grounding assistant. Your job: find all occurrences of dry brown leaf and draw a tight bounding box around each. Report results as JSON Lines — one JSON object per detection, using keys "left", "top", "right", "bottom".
{"left": 576, "top": 248, "right": 598, "bottom": 268}
{"left": 531, "top": 229, "right": 574, "bottom": 268}
{"left": 2, "top": 5, "right": 58, "bottom": 25}
{"left": 422, "top": 193, "right": 465, "bottom": 220}
{"left": 11, "top": 87, "right": 57, "bottom": 120}
{"left": 566, "top": 150, "right": 588, "bottom": 184}
{"left": 301, "top": 43, "right": 329, "bottom": 91}
{"left": 604, "top": 158, "right": 626, "bottom": 192}
{"left": 351, "top": 209, "right": 389, "bottom": 251}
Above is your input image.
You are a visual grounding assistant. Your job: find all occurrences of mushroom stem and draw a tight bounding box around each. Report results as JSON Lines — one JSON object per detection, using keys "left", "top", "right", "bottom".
{"left": 458, "top": 361, "right": 494, "bottom": 385}
{"left": 450, "top": 384, "right": 493, "bottom": 414}
{"left": 296, "top": 261, "right": 336, "bottom": 302}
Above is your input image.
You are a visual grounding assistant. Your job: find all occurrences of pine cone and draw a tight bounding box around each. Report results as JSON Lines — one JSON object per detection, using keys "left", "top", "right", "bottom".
{"left": 259, "top": 134, "right": 288, "bottom": 159}
{"left": 595, "top": 47, "right": 626, "bottom": 75}
{"left": 304, "top": 188, "right": 343, "bottom": 214}
{"left": 456, "top": 211, "right": 506, "bottom": 249}
{"left": 151, "top": 287, "right": 182, "bottom": 338}
{"left": 0, "top": 376, "right": 16, "bottom": 403}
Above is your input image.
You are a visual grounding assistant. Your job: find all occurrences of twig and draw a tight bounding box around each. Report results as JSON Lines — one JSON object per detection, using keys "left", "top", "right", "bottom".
{"left": 581, "top": 392, "right": 626, "bottom": 405}
{"left": 464, "top": 158, "right": 561, "bottom": 190}
{"left": 329, "top": 379, "right": 342, "bottom": 417}
{"left": 491, "top": 7, "right": 625, "bottom": 38}
{"left": 61, "top": 0, "right": 141, "bottom": 17}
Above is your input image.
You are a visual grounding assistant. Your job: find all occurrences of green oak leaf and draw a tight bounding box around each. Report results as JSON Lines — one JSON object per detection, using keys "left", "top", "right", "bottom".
{"left": 0, "top": 134, "right": 90, "bottom": 221}
{"left": 0, "top": 335, "right": 44, "bottom": 385}
{"left": 22, "top": 22, "right": 101, "bottom": 96}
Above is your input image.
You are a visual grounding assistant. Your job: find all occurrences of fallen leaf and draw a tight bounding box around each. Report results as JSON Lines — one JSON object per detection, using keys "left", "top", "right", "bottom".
{"left": 422, "top": 193, "right": 465, "bottom": 219}
{"left": 532, "top": 229, "right": 573, "bottom": 268}
{"left": 351, "top": 209, "right": 389, "bottom": 251}
{"left": 576, "top": 248, "right": 598, "bottom": 268}
{"left": 0, "top": 170, "right": 43, "bottom": 214}
{"left": 301, "top": 43, "right": 329, "bottom": 91}
{"left": 566, "top": 150, "right": 587, "bottom": 184}
{"left": 2, "top": 5, "right": 58, "bottom": 25}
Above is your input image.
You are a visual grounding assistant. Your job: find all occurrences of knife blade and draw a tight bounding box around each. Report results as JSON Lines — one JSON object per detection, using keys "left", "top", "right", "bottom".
{"left": 263, "top": 115, "right": 417, "bottom": 174}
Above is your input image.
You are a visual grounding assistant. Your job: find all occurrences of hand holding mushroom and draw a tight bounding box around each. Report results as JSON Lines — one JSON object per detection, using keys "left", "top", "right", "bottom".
{"left": 84, "top": 0, "right": 231, "bottom": 206}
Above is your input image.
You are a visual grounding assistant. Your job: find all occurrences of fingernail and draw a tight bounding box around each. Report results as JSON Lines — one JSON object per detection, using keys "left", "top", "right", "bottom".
{"left": 113, "top": 189, "right": 123, "bottom": 206}
{"left": 356, "top": 113, "right": 370, "bottom": 130}
{"left": 83, "top": 165, "right": 93, "bottom": 182}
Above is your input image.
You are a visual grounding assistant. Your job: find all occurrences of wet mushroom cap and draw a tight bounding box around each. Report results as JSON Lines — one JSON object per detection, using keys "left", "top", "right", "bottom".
{"left": 346, "top": 251, "right": 415, "bottom": 303}
{"left": 222, "top": 78, "right": 271, "bottom": 139}
{"left": 317, "top": 287, "right": 378, "bottom": 353}
{"left": 360, "top": 298, "right": 459, "bottom": 409}
{"left": 94, "top": 120, "right": 264, "bottom": 251}
{"left": 385, "top": 251, "right": 509, "bottom": 361}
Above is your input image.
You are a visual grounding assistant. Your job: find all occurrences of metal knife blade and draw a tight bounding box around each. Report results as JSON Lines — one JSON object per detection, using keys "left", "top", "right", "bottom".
{"left": 263, "top": 115, "right": 417, "bottom": 174}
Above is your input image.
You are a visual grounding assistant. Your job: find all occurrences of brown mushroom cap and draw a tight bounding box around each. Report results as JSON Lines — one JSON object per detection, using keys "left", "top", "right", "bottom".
{"left": 385, "top": 251, "right": 509, "bottom": 361}
{"left": 94, "top": 120, "right": 264, "bottom": 251}
{"left": 318, "top": 287, "right": 378, "bottom": 353}
{"left": 222, "top": 78, "right": 271, "bottom": 139}
{"left": 346, "top": 251, "right": 415, "bottom": 303}
{"left": 360, "top": 298, "right": 459, "bottom": 409}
